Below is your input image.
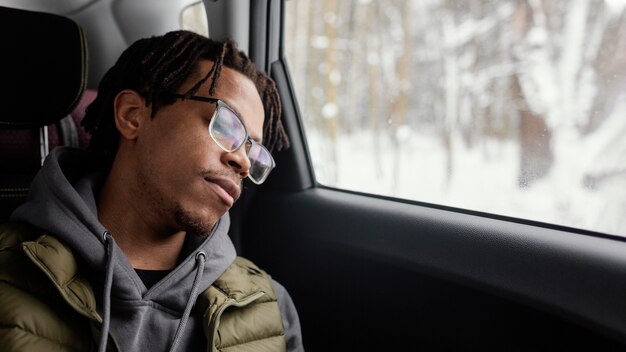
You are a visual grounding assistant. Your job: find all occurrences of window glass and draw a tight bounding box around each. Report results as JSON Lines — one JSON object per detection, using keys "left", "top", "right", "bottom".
{"left": 284, "top": 0, "right": 626, "bottom": 237}
{"left": 180, "top": 2, "right": 208, "bottom": 37}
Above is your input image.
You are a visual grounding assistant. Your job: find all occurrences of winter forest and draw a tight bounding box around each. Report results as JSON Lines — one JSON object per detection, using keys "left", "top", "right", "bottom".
{"left": 284, "top": 0, "right": 626, "bottom": 236}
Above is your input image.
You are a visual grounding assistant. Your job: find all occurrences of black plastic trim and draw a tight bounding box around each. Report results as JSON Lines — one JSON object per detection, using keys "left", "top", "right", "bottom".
{"left": 250, "top": 187, "right": 626, "bottom": 344}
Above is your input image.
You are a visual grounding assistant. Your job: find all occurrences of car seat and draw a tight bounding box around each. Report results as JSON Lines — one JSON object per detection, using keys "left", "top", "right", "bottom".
{"left": 0, "top": 6, "right": 88, "bottom": 221}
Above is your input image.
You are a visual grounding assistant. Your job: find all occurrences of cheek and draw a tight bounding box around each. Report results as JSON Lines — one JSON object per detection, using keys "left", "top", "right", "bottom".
{"left": 142, "top": 122, "right": 220, "bottom": 181}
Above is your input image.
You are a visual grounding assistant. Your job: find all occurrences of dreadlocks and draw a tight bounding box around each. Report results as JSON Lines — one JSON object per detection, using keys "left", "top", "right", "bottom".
{"left": 81, "top": 30, "right": 289, "bottom": 164}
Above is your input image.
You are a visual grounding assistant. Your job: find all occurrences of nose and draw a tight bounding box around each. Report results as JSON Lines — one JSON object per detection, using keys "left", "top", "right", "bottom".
{"left": 221, "top": 146, "right": 250, "bottom": 179}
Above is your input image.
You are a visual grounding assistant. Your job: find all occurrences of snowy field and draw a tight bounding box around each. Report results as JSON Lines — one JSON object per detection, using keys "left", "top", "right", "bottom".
{"left": 306, "top": 107, "right": 626, "bottom": 237}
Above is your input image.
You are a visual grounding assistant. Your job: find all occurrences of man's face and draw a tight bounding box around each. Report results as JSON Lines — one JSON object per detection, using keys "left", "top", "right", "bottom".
{"left": 129, "top": 60, "right": 265, "bottom": 236}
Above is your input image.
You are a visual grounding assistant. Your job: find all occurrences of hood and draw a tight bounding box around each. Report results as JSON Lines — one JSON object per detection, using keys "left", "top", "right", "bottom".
{"left": 11, "top": 147, "right": 237, "bottom": 351}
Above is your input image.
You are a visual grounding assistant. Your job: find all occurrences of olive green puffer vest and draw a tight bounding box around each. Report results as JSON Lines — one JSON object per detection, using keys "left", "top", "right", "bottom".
{"left": 0, "top": 222, "right": 285, "bottom": 351}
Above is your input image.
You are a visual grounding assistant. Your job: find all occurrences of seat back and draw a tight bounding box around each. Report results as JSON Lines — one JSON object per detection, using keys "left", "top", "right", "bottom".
{"left": 0, "top": 6, "right": 88, "bottom": 221}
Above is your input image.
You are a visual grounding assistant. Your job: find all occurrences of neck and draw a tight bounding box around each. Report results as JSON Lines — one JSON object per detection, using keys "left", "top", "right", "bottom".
{"left": 97, "top": 161, "right": 185, "bottom": 270}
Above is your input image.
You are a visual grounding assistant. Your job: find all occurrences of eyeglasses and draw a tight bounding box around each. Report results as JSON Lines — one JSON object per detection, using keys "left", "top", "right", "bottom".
{"left": 170, "top": 94, "right": 275, "bottom": 184}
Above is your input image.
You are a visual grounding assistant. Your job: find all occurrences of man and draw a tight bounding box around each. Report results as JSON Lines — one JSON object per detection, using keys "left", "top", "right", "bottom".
{"left": 0, "top": 30, "right": 303, "bottom": 351}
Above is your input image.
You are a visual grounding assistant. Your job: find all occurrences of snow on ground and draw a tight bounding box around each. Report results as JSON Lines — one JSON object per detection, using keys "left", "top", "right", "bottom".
{"left": 306, "top": 116, "right": 626, "bottom": 237}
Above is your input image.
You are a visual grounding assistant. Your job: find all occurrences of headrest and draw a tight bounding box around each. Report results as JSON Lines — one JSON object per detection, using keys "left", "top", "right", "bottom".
{"left": 0, "top": 6, "right": 87, "bottom": 128}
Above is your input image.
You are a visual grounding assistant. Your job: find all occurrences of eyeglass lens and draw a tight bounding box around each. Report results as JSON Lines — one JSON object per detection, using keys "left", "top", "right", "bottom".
{"left": 210, "top": 105, "right": 275, "bottom": 184}
{"left": 210, "top": 107, "right": 246, "bottom": 151}
{"left": 248, "top": 143, "right": 274, "bottom": 183}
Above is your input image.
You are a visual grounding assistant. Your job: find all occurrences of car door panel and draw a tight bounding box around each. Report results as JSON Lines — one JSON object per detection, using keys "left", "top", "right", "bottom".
{"left": 244, "top": 186, "right": 626, "bottom": 350}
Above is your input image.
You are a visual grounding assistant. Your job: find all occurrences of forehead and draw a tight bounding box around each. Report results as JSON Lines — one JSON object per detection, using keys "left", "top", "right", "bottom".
{"left": 184, "top": 60, "right": 265, "bottom": 140}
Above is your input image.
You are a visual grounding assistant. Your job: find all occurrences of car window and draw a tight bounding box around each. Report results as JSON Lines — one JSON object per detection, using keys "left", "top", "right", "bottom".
{"left": 284, "top": 0, "right": 626, "bottom": 237}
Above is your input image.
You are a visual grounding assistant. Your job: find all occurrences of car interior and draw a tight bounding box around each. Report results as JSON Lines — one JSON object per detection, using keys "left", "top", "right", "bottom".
{"left": 1, "top": 1, "right": 626, "bottom": 351}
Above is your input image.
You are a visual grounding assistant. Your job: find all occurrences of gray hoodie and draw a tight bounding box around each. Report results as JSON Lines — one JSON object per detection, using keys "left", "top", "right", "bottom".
{"left": 11, "top": 147, "right": 303, "bottom": 351}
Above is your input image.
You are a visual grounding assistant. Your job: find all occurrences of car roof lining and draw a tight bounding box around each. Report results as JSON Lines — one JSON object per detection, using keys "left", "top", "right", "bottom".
{"left": 0, "top": 0, "right": 251, "bottom": 87}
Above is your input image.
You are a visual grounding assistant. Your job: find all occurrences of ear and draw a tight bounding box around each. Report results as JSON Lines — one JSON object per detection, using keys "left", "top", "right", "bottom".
{"left": 113, "top": 89, "right": 148, "bottom": 140}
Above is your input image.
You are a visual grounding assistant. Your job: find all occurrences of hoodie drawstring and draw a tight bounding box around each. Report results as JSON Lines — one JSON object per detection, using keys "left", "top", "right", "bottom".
{"left": 168, "top": 251, "right": 206, "bottom": 352}
{"left": 98, "top": 231, "right": 115, "bottom": 352}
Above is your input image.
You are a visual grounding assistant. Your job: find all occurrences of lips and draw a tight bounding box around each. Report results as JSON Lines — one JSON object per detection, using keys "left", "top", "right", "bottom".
{"left": 205, "top": 177, "right": 241, "bottom": 207}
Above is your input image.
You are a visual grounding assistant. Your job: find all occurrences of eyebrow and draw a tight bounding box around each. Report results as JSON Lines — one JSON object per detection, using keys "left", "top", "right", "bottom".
{"left": 218, "top": 99, "right": 263, "bottom": 143}
{"left": 172, "top": 93, "right": 263, "bottom": 143}
{"left": 172, "top": 93, "right": 263, "bottom": 145}
{"left": 218, "top": 98, "right": 243, "bottom": 121}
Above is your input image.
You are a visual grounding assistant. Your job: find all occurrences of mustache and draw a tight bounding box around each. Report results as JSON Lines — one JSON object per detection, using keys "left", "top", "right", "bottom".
{"left": 200, "top": 169, "right": 240, "bottom": 182}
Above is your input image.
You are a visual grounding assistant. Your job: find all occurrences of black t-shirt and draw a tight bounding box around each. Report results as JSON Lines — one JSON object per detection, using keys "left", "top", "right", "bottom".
{"left": 135, "top": 269, "right": 171, "bottom": 289}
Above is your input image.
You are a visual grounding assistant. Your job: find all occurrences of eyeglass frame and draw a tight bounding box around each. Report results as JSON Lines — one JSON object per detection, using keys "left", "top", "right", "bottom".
{"left": 168, "top": 93, "right": 276, "bottom": 184}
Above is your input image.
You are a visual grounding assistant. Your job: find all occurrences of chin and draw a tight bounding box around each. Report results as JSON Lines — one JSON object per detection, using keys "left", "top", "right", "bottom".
{"left": 173, "top": 205, "right": 222, "bottom": 237}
